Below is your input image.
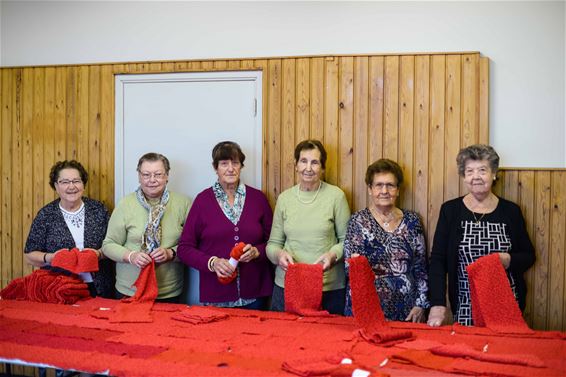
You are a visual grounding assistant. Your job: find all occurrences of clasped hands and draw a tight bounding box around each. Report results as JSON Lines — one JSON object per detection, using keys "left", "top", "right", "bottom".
{"left": 276, "top": 250, "right": 337, "bottom": 272}
{"left": 127, "top": 247, "right": 175, "bottom": 268}
{"left": 212, "top": 244, "right": 259, "bottom": 279}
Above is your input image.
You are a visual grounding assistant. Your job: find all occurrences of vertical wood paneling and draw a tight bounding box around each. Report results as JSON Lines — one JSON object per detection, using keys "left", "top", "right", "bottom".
{"left": 3, "top": 53, "right": 565, "bottom": 332}
{"left": 368, "top": 56, "right": 384, "bottom": 164}
{"left": 338, "top": 57, "right": 354, "bottom": 207}
{"left": 549, "top": 171, "right": 565, "bottom": 330}
{"left": 383, "top": 56, "right": 399, "bottom": 160}
{"left": 413, "top": 56, "right": 429, "bottom": 232}
{"left": 296, "top": 58, "right": 310, "bottom": 143}
{"left": 398, "top": 56, "right": 414, "bottom": 210}
{"left": 266, "top": 59, "right": 281, "bottom": 206}
{"left": 281, "top": 59, "right": 296, "bottom": 189}
{"left": 324, "top": 58, "right": 339, "bottom": 186}
{"left": 310, "top": 58, "right": 324, "bottom": 141}
{"left": 444, "top": 55, "right": 461, "bottom": 200}
{"left": 530, "top": 171, "right": 549, "bottom": 329}
{"left": 353, "top": 57, "right": 369, "bottom": 210}
{"left": 428, "top": 55, "right": 445, "bottom": 247}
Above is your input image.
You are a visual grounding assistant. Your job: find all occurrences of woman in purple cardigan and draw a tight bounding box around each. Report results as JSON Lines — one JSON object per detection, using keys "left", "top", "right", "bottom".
{"left": 178, "top": 141, "right": 274, "bottom": 310}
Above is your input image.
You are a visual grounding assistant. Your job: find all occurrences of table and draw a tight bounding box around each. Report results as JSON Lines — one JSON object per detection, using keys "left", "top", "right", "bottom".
{"left": 0, "top": 297, "right": 564, "bottom": 376}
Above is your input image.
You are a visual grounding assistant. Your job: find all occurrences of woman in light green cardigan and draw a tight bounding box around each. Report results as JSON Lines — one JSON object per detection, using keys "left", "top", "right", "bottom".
{"left": 103, "top": 153, "right": 191, "bottom": 302}
{"left": 267, "top": 140, "right": 351, "bottom": 314}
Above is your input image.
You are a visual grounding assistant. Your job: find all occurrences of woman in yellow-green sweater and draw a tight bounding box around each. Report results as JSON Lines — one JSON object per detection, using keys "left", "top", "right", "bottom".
{"left": 267, "top": 140, "right": 351, "bottom": 314}
{"left": 103, "top": 153, "right": 191, "bottom": 302}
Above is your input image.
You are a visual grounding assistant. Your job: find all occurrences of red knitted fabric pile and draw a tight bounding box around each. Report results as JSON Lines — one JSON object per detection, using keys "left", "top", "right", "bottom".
{"left": 108, "top": 260, "right": 158, "bottom": 323}
{"left": 284, "top": 263, "right": 331, "bottom": 317}
{"left": 348, "top": 256, "right": 413, "bottom": 346}
{"left": 51, "top": 247, "right": 99, "bottom": 274}
{"left": 171, "top": 306, "right": 229, "bottom": 324}
{"left": 0, "top": 269, "right": 89, "bottom": 304}
{"left": 466, "top": 253, "right": 533, "bottom": 334}
{"left": 431, "top": 343, "right": 545, "bottom": 367}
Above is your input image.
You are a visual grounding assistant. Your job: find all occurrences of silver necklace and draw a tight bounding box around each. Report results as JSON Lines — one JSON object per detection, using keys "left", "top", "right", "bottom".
{"left": 471, "top": 210, "right": 486, "bottom": 224}
{"left": 296, "top": 181, "right": 322, "bottom": 204}
{"left": 370, "top": 207, "right": 396, "bottom": 229}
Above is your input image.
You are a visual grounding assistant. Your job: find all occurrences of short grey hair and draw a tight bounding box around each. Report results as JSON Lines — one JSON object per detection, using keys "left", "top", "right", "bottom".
{"left": 456, "top": 144, "right": 499, "bottom": 177}
{"left": 136, "top": 152, "right": 171, "bottom": 174}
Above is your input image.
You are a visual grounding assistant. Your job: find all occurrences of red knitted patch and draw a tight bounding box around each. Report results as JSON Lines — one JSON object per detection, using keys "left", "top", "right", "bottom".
{"left": 467, "top": 253, "right": 533, "bottom": 334}
{"left": 52, "top": 247, "right": 99, "bottom": 274}
{"left": 285, "top": 263, "right": 330, "bottom": 316}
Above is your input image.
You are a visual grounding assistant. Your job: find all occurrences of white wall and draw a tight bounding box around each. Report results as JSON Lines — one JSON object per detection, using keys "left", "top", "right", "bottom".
{"left": 1, "top": 1, "right": 564, "bottom": 168}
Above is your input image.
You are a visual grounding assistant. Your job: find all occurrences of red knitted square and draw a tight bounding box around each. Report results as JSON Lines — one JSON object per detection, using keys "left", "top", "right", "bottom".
{"left": 285, "top": 263, "right": 330, "bottom": 316}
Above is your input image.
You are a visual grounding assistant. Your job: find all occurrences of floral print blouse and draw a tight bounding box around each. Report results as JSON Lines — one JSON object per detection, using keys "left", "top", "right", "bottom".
{"left": 344, "top": 208, "right": 430, "bottom": 320}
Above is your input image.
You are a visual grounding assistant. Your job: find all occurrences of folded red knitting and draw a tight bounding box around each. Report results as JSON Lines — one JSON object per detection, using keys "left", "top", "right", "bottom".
{"left": 51, "top": 247, "right": 99, "bottom": 274}
{"left": 357, "top": 328, "right": 414, "bottom": 347}
{"left": 218, "top": 242, "right": 246, "bottom": 285}
{"left": 348, "top": 256, "right": 387, "bottom": 330}
{"left": 171, "top": 306, "right": 229, "bottom": 324}
{"left": 0, "top": 275, "right": 27, "bottom": 300}
{"left": 466, "top": 253, "right": 533, "bottom": 334}
{"left": 285, "top": 263, "right": 330, "bottom": 317}
{"left": 123, "top": 259, "right": 158, "bottom": 303}
{"left": 431, "top": 343, "right": 545, "bottom": 368}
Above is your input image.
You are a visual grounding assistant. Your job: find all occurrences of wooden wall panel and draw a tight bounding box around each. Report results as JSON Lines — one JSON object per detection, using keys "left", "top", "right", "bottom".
{"left": 1, "top": 52, "right": 565, "bottom": 332}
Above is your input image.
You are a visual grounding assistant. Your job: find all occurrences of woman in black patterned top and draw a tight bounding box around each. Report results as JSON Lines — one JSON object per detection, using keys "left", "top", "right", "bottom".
{"left": 24, "top": 160, "right": 115, "bottom": 298}
{"left": 427, "top": 145, "right": 535, "bottom": 327}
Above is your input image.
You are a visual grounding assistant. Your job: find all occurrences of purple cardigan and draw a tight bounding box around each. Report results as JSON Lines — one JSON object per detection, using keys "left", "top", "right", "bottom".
{"left": 178, "top": 185, "right": 274, "bottom": 303}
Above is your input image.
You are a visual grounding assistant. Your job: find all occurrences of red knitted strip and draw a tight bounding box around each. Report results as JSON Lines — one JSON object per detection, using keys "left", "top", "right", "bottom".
{"left": 467, "top": 253, "right": 533, "bottom": 334}
{"left": 285, "top": 263, "right": 330, "bottom": 316}
{"left": 124, "top": 259, "right": 158, "bottom": 302}
{"left": 109, "top": 301, "right": 154, "bottom": 323}
{"left": 348, "top": 256, "right": 387, "bottom": 330}
{"left": 51, "top": 247, "right": 99, "bottom": 274}
{"left": 431, "top": 343, "right": 545, "bottom": 368}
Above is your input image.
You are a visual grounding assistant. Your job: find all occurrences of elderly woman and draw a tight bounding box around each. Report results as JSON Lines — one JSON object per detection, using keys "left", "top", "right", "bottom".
{"left": 344, "top": 159, "right": 429, "bottom": 322}
{"left": 102, "top": 153, "right": 191, "bottom": 303}
{"left": 178, "top": 141, "right": 273, "bottom": 309}
{"left": 267, "top": 139, "right": 351, "bottom": 314}
{"left": 427, "top": 144, "right": 535, "bottom": 326}
{"left": 24, "top": 160, "right": 114, "bottom": 298}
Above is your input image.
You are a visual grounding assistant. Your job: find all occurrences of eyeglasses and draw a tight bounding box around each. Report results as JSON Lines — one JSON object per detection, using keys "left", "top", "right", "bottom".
{"left": 371, "top": 182, "right": 398, "bottom": 191}
{"left": 57, "top": 179, "right": 83, "bottom": 188}
{"left": 139, "top": 172, "right": 166, "bottom": 181}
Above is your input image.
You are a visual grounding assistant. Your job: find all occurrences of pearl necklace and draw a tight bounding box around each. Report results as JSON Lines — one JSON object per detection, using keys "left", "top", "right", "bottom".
{"left": 296, "top": 181, "right": 322, "bottom": 204}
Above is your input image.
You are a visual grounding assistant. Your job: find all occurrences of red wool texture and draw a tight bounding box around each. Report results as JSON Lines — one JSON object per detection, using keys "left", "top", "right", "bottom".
{"left": 51, "top": 247, "right": 99, "bottom": 274}
{"left": 218, "top": 242, "right": 246, "bottom": 285}
{"left": 284, "top": 263, "right": 331, "bottom": 317}
{"left": 348, "top": 256, "right": 413, "bottom": 346}
{"left": 466, "top": 253, "right": 533, "bottom": 334}
{"left": 0, "top": 269, "right": 89, "bottom": 304}
{"left": 108, "top": 259, "right": 158, "bottom": 323}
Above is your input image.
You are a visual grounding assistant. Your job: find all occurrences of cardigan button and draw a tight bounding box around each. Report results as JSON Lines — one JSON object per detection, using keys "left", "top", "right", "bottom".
{"left": 234, "top": 236, "right": 239, "bottom": 241}
{"left": 234, "top": 227, "right": 239, "bottom": 232}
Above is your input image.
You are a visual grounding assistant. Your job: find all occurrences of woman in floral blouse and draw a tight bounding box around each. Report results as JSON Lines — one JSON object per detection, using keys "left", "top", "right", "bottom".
{"left": 344, "top": 159, "right": 429, "bottom": 321}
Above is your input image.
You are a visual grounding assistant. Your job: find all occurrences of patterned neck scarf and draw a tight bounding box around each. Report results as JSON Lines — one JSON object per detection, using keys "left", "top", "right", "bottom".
{"left": 136, "top": 186, "right": 170, "bottom": 253}
{"left": 213, "top": 181, "right": 246, "bottom": 225}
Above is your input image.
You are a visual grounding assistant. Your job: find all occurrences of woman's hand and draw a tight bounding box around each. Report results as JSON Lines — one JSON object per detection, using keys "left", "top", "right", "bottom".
{"left": 277, "top": 250, "right": 294, "bottom": 271}
{"left": 149, "top": 247, "right": 174, "bottom": 264}
{"left": 128, "top": 251, "right": 152, "bottom": 269}
{"left": 405, "top": 306, "right": 425, "bottom": 323}
{"left": 314, "top": 251, "right": 337, "bottom": 271}
{"left": 212, "top": 257, "right": 236, "bottom": 278}
{"left": 239, "top": 244, "right": 259, "bottom": 263}
{"left": 498, "top": 252, "right": 511, "bottom": 269}
{"left": 427, "top": 305, "right": 447, "bottom": 327}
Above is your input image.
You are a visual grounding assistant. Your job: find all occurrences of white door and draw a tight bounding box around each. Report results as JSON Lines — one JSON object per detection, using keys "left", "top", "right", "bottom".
{"left": 115, "top": 70, "right": 263, "bottom": 304}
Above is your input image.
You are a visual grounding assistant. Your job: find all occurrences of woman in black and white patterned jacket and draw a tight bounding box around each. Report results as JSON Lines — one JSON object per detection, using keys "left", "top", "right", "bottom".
{"left": 24, "top": 160, "right": 115, "bottom": 298}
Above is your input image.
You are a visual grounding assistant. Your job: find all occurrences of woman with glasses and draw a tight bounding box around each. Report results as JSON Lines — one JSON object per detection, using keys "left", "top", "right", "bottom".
{"left": 343, "top": 159, "right": 429, "bottom": 322}
{"left": 267, "top": 139, "right": 351, "bottom": 314}
{"left": 178, "top": 141, "right": 273, "bottom": 310}
{"left": 24, "top": 160, "right": 115, "bottom": 298}
{"left": 102, "top": 153, "right": 191, "bottom": 302}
